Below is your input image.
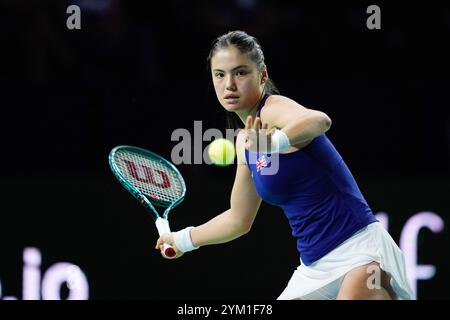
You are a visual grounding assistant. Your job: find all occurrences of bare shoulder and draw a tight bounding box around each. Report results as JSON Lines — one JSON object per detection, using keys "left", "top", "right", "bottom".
{"left": 260, "top": 95, "right": 307, "bottom": 124}
{"left": 265, "top": 94, "right": 301, "bottom": 106}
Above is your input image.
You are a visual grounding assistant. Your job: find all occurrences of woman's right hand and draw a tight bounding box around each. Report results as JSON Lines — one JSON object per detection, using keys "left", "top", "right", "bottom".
{"left": 155, "top": 233, "right": 184, "bottom": 259}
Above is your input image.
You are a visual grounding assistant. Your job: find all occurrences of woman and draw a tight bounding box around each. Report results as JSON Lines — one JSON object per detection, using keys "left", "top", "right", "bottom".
{"left": 156, "top": 30, "right": 413, "bottom": 300}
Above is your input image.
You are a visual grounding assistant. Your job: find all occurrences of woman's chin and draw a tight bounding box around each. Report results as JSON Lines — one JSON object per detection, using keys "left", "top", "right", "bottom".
{"left": 223, "top": 101, "right": 243, "bottom": 112}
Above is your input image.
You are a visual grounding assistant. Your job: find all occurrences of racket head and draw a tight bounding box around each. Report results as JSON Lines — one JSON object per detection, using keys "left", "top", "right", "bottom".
{"left": 109, "top": 146, "right": 186, "bottom": 213}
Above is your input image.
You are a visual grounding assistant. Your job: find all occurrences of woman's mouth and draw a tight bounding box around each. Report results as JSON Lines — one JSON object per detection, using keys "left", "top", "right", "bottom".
{"left": 224, "top": 95, "right": 240, "bottom": 104}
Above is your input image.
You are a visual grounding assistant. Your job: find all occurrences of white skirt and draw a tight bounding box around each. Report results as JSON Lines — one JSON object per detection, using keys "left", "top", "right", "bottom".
{"left": 277, "top": 222, "right": 414, "bottom": 300}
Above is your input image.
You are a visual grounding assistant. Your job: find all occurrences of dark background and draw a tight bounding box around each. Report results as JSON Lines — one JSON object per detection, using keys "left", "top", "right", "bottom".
{"left": 0, "top": 0, "right": 448, "bottom": 299}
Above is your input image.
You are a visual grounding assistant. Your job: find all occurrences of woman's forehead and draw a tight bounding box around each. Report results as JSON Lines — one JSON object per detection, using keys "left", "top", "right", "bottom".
{"left": 211, "top": 47, "right": 254, "bottom": 70}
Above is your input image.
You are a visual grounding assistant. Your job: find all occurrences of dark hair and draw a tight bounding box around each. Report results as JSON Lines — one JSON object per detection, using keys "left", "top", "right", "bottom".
{"left": 207, "top": 30, "right": 280, "bottom": 129}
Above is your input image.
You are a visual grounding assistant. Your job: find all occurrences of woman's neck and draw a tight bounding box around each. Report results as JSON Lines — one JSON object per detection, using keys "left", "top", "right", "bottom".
{"left": 235, "top": 91, "right": 265, "bottom": 125}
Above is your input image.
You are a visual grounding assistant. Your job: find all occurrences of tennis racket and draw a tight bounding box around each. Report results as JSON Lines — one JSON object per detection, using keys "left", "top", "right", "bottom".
{"left": 109, "top": 145, "right": 186, "bottom": 259}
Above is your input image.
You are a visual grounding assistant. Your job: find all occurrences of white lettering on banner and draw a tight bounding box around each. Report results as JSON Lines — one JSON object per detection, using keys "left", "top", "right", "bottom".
{"left": 400, "top": 212, "right": 444, "bottom": 298}
{"left": 375, "top": 211, "right": 445, "bottom": 299}
{"left": 22, "top": 247, "right": 41, "bottom": 300}
{"left": 0, "top": 211, "right": 445, "bottom": 299}
{"left": 0, "top": 247, "right": 89, "bottom": 300}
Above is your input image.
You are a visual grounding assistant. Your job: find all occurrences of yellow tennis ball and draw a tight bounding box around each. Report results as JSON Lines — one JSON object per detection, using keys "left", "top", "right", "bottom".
{"left": 208, "top": 138, "right": 236, "bottom": 166}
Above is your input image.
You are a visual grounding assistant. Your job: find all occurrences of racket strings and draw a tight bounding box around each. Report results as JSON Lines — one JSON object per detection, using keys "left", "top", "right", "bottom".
{"left": 114, "top": 151, "right": 184, "bottom": 203}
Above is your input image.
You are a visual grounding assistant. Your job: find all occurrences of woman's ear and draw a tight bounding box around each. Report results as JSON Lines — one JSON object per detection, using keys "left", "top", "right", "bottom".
{"left": 261, "top": 65, "right": 268, "bottom": 84}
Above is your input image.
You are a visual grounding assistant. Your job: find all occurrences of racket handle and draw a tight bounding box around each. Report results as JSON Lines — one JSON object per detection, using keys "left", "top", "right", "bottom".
{"left": 155, "top": 217, "right": 176, "bottom": 259}
{"left": 162, "top": 243, "right": 176, "bottom": 258}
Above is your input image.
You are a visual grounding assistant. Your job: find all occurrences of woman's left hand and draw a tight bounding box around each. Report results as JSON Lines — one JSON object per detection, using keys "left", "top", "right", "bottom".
{"left": 244, "top": 116, "right": 275, "bottom": 153}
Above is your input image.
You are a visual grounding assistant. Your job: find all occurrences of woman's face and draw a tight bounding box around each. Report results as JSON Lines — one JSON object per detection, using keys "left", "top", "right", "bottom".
{"left": 211, "top": 46, "right": 264, "bottom": 113}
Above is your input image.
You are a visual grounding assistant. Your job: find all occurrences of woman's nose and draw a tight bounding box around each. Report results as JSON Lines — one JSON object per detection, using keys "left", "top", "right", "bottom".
{"left": 225, "top": 76, "right": 236, "bottom": 91}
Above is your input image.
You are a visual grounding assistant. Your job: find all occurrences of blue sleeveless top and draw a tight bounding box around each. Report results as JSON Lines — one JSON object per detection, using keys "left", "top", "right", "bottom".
{"left": 245, "top": 95, "right": 377, "bottom": 266}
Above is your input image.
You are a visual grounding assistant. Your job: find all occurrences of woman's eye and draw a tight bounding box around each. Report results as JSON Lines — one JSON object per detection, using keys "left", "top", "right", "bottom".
{"left": 215, "top": 73, "right": 224, "bottom": 78}
{"left": 236, "top": 70, "right": 247, "bottom": 76}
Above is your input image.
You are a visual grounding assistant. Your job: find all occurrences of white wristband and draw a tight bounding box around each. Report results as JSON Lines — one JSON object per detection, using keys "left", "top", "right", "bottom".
{"left": 173, "top": 227, "right": 199, "bottom": 253}
{"left": 271, "top": 129, "right": 290, "bottom": 153}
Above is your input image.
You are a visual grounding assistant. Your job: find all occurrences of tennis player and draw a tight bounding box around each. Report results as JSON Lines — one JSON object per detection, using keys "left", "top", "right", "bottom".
{"left": 156, "top": 31, "right": 414, "bottom": 300}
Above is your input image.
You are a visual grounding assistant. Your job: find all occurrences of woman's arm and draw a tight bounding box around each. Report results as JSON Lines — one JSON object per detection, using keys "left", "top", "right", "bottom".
{"left": 190, "top": 131, "right": 262, "bottom": 246}
{"left": 156, "top": 131, "right": 262, "bottom": 255}
{"left": 262, "top": 95, "right": 332, "bottom": 147}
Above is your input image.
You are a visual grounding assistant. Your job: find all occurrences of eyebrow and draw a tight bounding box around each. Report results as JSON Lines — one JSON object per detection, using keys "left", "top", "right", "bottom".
{"left": 212, "top": 65, "right": 250, "bottom": 72}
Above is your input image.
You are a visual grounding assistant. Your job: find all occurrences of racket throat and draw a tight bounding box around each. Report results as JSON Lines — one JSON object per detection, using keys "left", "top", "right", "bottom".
{"left": 155, "top": 217, "right": 171, "bottom": 235}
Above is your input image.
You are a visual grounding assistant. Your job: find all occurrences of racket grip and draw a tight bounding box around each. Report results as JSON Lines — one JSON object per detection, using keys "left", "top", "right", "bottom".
{"left": 155, "top": 217, "right": 176, "bottom": 259}
{"left": 162, "top": 243, "right": 176, "bottom": 258}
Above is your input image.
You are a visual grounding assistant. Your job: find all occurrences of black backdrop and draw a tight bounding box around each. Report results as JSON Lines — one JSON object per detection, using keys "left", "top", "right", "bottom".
{"left": 0, "top": 1, "right": 448, "bottom": 300}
